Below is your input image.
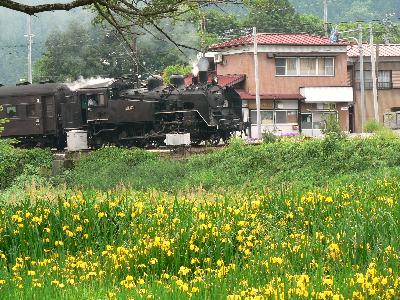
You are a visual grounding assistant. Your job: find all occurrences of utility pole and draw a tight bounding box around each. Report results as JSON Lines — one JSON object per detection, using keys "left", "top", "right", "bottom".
{"left": 25, "top": 15, "right": 34, "bottom": 83}
{"left": 323, "top": 0, "right": 328, "bottom": 36}
{"left": 358, "top": 24, "right": 366, "bottom": 132}
{"left": 253, "top": 27, "right": 261, "bottom": 139}
{"left": 131, "top": 25, "right": 139, "bottom": 87}
{"left": 370, "top": 24, "right": 379, "bottom": 123}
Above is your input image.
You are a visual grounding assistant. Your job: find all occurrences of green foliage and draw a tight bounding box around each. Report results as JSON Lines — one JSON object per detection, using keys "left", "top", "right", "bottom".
{"left": 67, "top": 135, "right": 400, "bottom": 192}
{"left": 363, "top": 119, "right": 398, "bottom": 139}
{"left": 0, "top": 106, "right": 8, "bottom": 134}
{"left": 2, "top": 176, "right": 400, "bottom": 297}
{"left": 364, "top": 119, "right": 382, "bottom": 133}
{"left": 321, "top": 114, "right": 345, "bottom": 139}
{"left": 262, "top": 131, "right": 279, "bottom": 143}
{"left": 65, "top": 147, "right": 159, "bottom": 189}
{"left": 336, "top": 22, "right": 400, "bottom": 44}
{"left": 33, "top": 20, "right": 194, "bottom": 82}
{"left": 162, "top": 64, "right": 192, "bottom": 84}
{"left": 0, "top": 140, "right": 53, "bottom": 190}
{"left": 243, "top": 0, "right": 324, "bottom": 35}
{"left": 292, "top": 0, "right": 400, "bottom": 23}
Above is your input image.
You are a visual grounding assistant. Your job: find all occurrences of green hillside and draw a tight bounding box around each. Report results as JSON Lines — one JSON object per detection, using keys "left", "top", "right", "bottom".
{"left": 0, "top": 1, "right": 89, "bottom": 85}
{"left": 291, "top": 0, "right": 400, "bottom": 22}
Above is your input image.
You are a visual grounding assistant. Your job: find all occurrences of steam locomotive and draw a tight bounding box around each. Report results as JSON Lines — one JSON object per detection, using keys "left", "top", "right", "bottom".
{"left": 0, "top": 61, "right": 246, "bottom": 149}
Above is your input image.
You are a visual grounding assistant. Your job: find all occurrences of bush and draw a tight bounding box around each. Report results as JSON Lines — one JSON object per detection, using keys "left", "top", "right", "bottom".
{"left": 262, "top": 131, "right": 279, "bottom": 143}
{"left": 364, "top": 119, "right": 382, "bottom": 133}
{"left": 66, "top": 135, "right": 400, "bottom": 193}
{"left": 0, "top": 139, "right": 53, "bottom": 189}
{"left": 322, "top": 114, "right": 345, "bottom": 139}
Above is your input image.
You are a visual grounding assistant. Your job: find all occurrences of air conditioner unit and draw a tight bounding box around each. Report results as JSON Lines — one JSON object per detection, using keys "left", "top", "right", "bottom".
{"left": 214, "top": 54, "right": 223, "bottom": 64}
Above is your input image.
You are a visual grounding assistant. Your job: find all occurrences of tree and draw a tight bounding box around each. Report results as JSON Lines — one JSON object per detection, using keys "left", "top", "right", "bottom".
{"left": 162, "top": 64, "right": 192, "bottom": 84}
{"left": 1, "top": 1, "right": 242, "bottom": 52}
{"left": 241, "top": 0, "right": 324, "bottom": 34}
{"left": 33, "top": 20, "right": 193, "bottom": 82}
{"left": 336, "top": 22, "right": 400, "bottom": 44}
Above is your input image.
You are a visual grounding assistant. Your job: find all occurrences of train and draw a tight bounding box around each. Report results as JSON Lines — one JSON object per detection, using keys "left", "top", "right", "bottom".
{"left": 0, "top": 60, "right": 246, "bottom": 149}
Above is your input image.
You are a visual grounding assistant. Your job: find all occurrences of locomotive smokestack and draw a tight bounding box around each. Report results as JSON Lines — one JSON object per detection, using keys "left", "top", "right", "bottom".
{"left": 198, "top": 57, "right": 209, "bottom": 85}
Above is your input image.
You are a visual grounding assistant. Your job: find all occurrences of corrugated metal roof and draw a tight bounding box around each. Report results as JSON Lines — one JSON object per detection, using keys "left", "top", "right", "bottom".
{"left": 236, "top": 89, "right": 305, "bottom": 100}
{"left": 347, "top": 44, "right": 400, "bottom": 57}
{"left": 210, "top": 33, "right": 349, "bottom": 50}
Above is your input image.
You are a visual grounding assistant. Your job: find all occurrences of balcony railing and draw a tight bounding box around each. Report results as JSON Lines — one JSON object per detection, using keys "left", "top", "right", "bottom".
{"left": 355, "top": 81, "right": 393, "bottom": 90}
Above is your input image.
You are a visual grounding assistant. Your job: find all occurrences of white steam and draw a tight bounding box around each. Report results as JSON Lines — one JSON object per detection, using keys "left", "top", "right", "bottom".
{"left": 67, "top": 76, "right": 115, "bottom": 91}
{"left": 192, "top": 61, "right": 199, "bottom": 77}
{"left": 197, "top": 57, "right": 209, "bottom": 72}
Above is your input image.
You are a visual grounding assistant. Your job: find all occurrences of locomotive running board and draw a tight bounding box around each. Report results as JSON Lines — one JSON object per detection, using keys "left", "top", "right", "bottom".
{"left": 155, "top": 110, "right": 214, "bottom": 127}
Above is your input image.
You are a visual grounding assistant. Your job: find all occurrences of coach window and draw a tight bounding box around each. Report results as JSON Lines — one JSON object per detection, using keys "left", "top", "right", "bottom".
{"left": 6, "top": 106, "right": 17, "bottom": 118}
{"left": 27, "top": 104, "right": 36, "bottom": 117}
{"left": 98, "top": 94, "right": 106, "bottom": 106}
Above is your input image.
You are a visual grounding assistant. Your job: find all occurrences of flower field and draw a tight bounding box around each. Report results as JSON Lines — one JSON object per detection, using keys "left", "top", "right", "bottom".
{"left": 1, "top": 176, "right": 400, "bottom": 299}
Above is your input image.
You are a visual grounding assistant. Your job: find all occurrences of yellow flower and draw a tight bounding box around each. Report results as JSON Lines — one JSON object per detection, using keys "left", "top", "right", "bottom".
{"left": 178, "top": 266, "right": 190, "bottom": 276}
{"left": 98, "top": 212, "right": 106, "bottom": 219}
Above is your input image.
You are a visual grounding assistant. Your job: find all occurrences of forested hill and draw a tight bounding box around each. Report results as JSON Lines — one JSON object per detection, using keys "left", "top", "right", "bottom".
{"left": 0, "top": 0, "right": 89, "bottom": 85}
{"left": 291, "top": 0, "right": 400, "bottom": 22}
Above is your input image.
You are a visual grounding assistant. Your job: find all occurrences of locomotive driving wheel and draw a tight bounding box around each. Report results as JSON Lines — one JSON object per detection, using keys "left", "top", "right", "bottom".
{"left": 208, "top": 134, "right": 221, "bottom": 146}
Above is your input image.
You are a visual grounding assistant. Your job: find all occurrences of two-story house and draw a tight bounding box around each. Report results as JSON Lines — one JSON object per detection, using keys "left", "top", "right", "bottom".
{"left": 347, "top": 44, "right": 400, "bottom": 131}
{"left": 207, "top": 33, "right": 354, "bottom": 138}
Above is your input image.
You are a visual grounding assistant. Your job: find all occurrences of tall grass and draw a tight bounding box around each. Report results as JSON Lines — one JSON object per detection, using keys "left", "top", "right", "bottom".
{"left": 1, "top": 177, "right": 400, "bottom": 298}
{"left": 67, "top": 136, "right": 400, "bottom": 192}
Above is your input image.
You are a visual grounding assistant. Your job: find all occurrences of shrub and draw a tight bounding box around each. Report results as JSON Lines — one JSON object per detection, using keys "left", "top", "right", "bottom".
{"left": 0, "top": 139, "right": 53, "bottom": 189}
{"left": 322, "top": 114, "right": 345, "bottom": 139}
{"left": 364, "top": 119, "right": 382, "bottom": 133}
{"left": 262, "top": 130, "right": 279, "bottom": 143}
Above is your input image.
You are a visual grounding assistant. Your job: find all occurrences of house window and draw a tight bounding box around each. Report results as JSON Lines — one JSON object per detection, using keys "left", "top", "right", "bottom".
{"left": 276, "top": 110, "right": 298, "bottom": 124}
{"left": 250, "top": 110, "right": 273, "bottom": 125}
{"left": 300, "top": 58, "right": 317, "bottom": 76}
{"left": 378, "top": 71, "right": 392, "bottom": 89}
{"left": 250, "top": 110, "right": 298, "bottom": 125}
{"left": 355, "top": 70, "right": 392, "bottom": 89}
{"left": 275, "top": 58, "right": 286, "bottom": 75}
{"left": 275, "top": 57, "right": 335, "bottom": 76}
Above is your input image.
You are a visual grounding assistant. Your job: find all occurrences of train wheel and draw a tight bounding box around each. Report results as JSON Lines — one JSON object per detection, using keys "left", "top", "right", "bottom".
{"left": 208, "top": 135, "right": 220, "bottom": 146}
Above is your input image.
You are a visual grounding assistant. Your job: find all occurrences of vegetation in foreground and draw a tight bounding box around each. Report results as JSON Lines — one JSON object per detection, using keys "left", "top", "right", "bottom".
{"left": 66, "top": 134, "right": 400, "bottom": 192}
{"left": 1, "top": 177, "right": 400, "bottom": 299}
{"left": 1, "top": 134, "right": 400, "bottom": 298}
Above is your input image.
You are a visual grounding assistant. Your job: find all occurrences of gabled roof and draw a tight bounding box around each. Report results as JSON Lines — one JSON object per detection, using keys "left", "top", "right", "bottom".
{"left": 209, "top": 33, "right": 349, "bottom": 50}
{"left": 184, "top": 74, "right": 245, "bottom": 87}
{"left": 347, "top": 44, "right": 400, "bottom": 57}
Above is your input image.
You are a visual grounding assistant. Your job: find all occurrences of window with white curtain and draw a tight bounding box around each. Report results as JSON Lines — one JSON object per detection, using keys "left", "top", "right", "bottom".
{"left": 275, "top": 57, "right": 335, "bottom": 76}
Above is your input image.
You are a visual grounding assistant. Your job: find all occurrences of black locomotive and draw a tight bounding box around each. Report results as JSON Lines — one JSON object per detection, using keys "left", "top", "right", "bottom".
{"left": 0, "top": 63, "right": 246, "bottom": 149}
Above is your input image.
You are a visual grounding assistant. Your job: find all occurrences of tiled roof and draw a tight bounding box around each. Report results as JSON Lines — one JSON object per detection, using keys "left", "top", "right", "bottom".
{"left": 210, "top": 33, "right": 349, "bottom": 50}
{"left": 236, "top": 89, "right": 305, "bottom": 101}
{"left": 347, "top": 44, "right": 400, "bottom": 57}
{"left": 184, "top": 74, "right": 245, "bottom": 87}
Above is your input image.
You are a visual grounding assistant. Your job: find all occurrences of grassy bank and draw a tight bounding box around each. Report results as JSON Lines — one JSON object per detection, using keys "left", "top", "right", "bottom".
{"left": 67, "top": 135, "right": 400, "bottom": 192}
